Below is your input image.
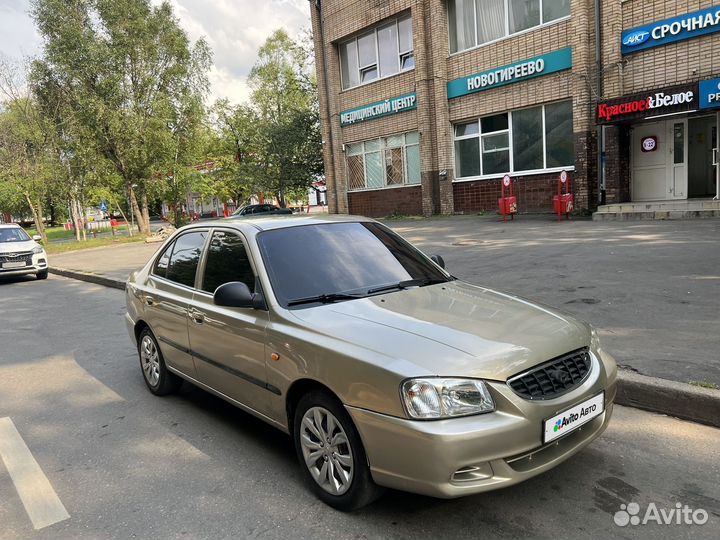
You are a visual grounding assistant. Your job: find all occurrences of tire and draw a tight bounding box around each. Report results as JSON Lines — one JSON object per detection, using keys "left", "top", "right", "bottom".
{"left": 137, "top": 328, "right": 182, "bottom": 396}
{"left": 293, "top": 390, "right": 383, "bottom": 511}
{"left": 36, "top": 270, "right": 48, "bottom": 280}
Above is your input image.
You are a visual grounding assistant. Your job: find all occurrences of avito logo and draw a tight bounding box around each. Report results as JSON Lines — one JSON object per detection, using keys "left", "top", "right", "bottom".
{"left": 622, "top": 30, "right": 651, "bottom": 46}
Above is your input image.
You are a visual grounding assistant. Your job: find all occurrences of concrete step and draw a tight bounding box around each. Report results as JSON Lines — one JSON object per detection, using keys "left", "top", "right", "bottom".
{"left": 593, "top": 209, "right": 720, "bottom": 221}
{"left": 596, "top": 200, "right": 720, "bottom": 213}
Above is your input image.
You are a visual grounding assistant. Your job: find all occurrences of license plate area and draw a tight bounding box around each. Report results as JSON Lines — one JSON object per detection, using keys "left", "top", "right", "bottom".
{"left": 2, "top": 261, "right": 27, "bottom": 269}
{"left": 543, "top": 391, "right": 605, "bottom": 444}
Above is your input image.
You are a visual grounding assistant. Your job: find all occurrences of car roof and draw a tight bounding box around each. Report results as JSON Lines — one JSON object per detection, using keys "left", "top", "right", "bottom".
{"left": 0, "top": 223, "right": 21, "bottom": 229}
{"left": 185, "top": 214, "right": 375, "bottom": 234}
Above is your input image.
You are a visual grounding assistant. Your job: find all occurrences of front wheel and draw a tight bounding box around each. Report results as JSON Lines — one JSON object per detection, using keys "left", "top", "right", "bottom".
{"left": 293, "top": 391, "right": 383, "bottom": 511}
{"left": 137, "top": 328, "right": 182, "bottom": 396}
{"left": 36, "top": 270, "right": 48, "bottom": 280}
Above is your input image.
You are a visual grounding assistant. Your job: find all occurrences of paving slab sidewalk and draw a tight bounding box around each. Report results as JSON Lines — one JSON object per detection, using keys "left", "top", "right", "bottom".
{"left": 47, "top": 215, "right": 720, "bottom": 425}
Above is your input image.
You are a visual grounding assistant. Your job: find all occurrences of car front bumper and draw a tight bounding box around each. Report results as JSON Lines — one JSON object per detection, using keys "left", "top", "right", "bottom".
{"left": 0, "top": 252, "right": 48, "bottom": 277}
{"left": 347, "top": 351, "right": 616, "bottom": 498}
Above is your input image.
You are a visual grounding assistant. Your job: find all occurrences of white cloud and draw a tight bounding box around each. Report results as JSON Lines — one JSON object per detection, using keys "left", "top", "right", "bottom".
{"left": 0, "top": 0, "right": 311, "bottom": 104}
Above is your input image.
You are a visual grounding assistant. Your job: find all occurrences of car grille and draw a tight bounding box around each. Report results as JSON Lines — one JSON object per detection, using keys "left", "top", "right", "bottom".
{"left": 0, "top": 251, "right": 33, "bottom": 266}
{"left": 507, "top": 348, "right": 592, "bottom": 400}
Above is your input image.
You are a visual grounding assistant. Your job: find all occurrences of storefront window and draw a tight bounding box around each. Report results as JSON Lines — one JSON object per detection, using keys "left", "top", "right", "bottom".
{"left": 346, "top": 133, "right": 421, "bottom": 190}
{"left": 454, "top": 101, "right": 573, "bottom": 179}
{"left": 512, "top": 106, "right": 544, "bottom": 171}
{"left": 545, "top": 101, "right": 573, "bottom": 167}
{"left": 339, "top": 15, "right": 414, "bottom": 90}
{"left": 449, "top": 0, "right": 570, "bottom": 53}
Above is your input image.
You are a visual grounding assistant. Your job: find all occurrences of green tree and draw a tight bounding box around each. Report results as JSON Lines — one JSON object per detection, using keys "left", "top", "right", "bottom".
{"left": 30, "top": 0, "right": 212, "bottom": 234}
{"left": 247, "top": 29, "right": 323, "bottom": 207}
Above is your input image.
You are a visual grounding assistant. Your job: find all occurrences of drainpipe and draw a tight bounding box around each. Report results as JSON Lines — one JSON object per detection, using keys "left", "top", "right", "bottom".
{"left": 595, "top": 0, "right": 606, "bottom": 206}
{"left": 312, "top": 0, "right": 339, "bottom": 212}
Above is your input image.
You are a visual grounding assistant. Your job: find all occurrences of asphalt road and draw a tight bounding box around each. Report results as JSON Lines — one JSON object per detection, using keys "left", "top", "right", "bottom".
{"left": 1, "top": 275, "right": 718, "bottom": 540}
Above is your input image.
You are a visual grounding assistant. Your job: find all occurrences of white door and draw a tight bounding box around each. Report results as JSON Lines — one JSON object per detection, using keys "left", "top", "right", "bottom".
{"left": 632, "top": 122, "right": 667, "bottom": 201}
{"left": 667, "top": 119, "right": 688, "bottom": 199}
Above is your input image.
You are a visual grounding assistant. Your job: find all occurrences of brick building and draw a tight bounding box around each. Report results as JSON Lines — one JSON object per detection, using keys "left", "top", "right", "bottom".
{"left": 309, "top": 0, "right": 720, "bottom": 217}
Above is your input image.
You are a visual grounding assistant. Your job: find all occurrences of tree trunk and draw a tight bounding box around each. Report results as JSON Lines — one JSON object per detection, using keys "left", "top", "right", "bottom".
{"left": 24, "top": 193, "right": 47, "bottom": 243}
{"left": 69, "top": 196, "right": 82, "bottom": 242}
{"left": 141, "top": 190, "right": 151, "bottom": 235}
{"left": 128, "top": 183, "right": 148, "bottom": 235}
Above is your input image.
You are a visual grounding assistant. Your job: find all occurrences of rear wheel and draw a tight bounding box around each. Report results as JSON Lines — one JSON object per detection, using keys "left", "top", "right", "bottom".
{"left": 293, "top": 391, "right": 383, "bottom": 511}
{"left": 137, "top": 328, "right": 182, "bottom": 396}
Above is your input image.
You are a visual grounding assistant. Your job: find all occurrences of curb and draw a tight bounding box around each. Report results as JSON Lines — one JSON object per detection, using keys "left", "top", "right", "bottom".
{"left": 48, "top": 267, "right": 720, "bottom": 428}
{"left": 615, "top": 369, "right": 720, "bottom": 429}
{"left": 49, "top": 267, "right": 125, "bottom": 290}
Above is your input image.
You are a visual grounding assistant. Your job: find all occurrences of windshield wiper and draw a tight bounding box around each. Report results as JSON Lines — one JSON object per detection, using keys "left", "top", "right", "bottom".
{"left": 287, "top": 292, "right": 367, "bottom": 307}
{"left": 367, "top": 277, "right": 450, "bottom": 295}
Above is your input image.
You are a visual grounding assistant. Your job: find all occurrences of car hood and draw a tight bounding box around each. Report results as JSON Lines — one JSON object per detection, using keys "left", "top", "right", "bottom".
{"left": 287, "top": 281, "right": 590, "bottom": 381}
{"left": 0, "top": 240, "right": 37, "bottom": 254}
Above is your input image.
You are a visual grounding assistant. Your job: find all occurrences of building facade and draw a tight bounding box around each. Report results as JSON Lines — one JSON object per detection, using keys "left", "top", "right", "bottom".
{"left": 309, "top": 0, "right": 720, "bottom": 217}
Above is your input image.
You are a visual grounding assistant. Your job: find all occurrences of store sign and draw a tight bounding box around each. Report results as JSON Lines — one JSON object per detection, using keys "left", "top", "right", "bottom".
{"left": 596, "top": 84, "right": 698, "bottom": 124}
{"left": 340, "top": 93, "right": 417, "bottom": 127}
{"left": 447, "top": 48, "right": 572, "bottom": 100}
{"left": 641, "top": 136, "right": 658, "bottom": 152}
{"left": 699, "top": 78, "right": 720, "bottom": 109}
{"left": 621, "top": 7, "right": 720, "bottom": 55}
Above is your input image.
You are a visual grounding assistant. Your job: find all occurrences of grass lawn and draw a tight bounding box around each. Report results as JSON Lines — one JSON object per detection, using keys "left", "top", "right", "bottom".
{"left": 43, "top": 232, "right": 147, "bottom": 254}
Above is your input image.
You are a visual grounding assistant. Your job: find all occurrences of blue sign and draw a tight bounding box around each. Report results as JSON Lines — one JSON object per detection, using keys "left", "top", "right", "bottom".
{"left": 340, "top": 93, "right": 417, "bottom": 127}
{"left": 447, "top": 48, "right": 572, "bottom": 100}
{"left": 621, "top": 7, "right": 720, "bottom": 55}
{"left": 99, "top": 201, "right": 108, "bottom": 212}
{"left": 700, "top": 78, "right": 720, "bottom": 110}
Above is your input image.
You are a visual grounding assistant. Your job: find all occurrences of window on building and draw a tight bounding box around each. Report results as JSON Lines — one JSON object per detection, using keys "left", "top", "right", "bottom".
{"left": 448, "top": 0, "right": 570, "bottom": 54}
{"left": 347, "top": 133, "right": 421, "bottom": 191}
{"left": 454, "top": 101, "right": 573, "bottom": 179}
{"left": 339, "top": 15, "right": 414, "bottom": 90}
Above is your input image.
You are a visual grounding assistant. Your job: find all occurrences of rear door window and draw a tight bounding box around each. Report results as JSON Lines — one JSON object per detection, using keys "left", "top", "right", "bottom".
{"left": 165, "top": 231, "right": 207, "bottom": 288}
{"left": 201, "top": 231, "right": 255, "bottom": 294}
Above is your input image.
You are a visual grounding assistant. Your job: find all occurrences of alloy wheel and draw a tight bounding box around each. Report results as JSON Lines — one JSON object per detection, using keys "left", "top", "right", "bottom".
{"left": 299, "top": 406, "right": 354, "bottom": 495}
{"left": 140, "top": 335, "right": 161, "bottom": 387}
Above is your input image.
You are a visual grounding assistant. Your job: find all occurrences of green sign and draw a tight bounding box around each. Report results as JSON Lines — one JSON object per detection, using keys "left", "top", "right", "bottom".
{"left": 340, "top": 93, "right": 417, "bottom": 127}
{"left": 447, "top": 48, "right": 573, "bottom": 100}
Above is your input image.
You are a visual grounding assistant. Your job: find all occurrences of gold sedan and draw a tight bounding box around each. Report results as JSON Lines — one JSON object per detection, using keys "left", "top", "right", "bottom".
{"left": 125, "top": 215, "right": 616, "bottom": 510}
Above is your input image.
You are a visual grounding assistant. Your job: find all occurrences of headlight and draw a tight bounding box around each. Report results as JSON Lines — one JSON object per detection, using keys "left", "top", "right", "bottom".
{"left": 32, "top": 245, "right": 44, "bottom": 254}
{"left": 401, "top": 378, "right": 495, "bottom": 419}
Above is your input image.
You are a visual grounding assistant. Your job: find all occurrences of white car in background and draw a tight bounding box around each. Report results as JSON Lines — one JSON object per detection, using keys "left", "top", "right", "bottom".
{"left": 0, "top": 224, "right": 49, "bottom": 280}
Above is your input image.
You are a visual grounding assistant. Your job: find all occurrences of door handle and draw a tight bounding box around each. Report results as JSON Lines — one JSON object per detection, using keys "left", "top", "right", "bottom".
{"left": 144, "top": 295, "right": 155, "bottom": 306}
{"left": 188, "top": 308, "right": 205, "bottom": 324}
{"left": 713, "top": 148, "right": 718, "bottom": 166}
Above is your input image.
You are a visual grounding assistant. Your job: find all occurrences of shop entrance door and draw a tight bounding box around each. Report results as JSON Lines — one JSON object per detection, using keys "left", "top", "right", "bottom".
{"left": 688, "top": 116, "right": 717, "bottom": 198}
{"left": 667, "top": 119, "right": 687, "bottom": 199}
{"left": 631, "top": 121, "right": 668, "bottom": 201}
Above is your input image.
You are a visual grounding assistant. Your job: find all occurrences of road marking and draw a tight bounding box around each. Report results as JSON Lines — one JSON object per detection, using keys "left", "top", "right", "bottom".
{"left": 0, "top": 417, "right": 70, "bottom": 530}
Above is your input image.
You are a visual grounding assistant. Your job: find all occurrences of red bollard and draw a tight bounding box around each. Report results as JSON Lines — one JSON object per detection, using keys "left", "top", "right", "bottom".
{"left": 498, "top": 174, "right": 518, "bottom": 222}
{"left": 553, "top": 170, "right": 574, "bottom": 221}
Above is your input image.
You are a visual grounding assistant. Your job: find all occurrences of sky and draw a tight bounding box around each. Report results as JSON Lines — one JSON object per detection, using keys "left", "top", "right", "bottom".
{"left": 0, "top": 0, "right": 311, "bottom": 104}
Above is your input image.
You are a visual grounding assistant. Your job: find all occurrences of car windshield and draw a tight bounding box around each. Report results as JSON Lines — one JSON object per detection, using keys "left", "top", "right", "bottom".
{"left": 0, "top": 227, "right": 31, "bottom": 243}
{"left": 257, "top": 222, "right": 451, "bottom": 308}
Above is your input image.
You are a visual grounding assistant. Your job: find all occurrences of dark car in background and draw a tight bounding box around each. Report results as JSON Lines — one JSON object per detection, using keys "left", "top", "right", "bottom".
{"left": 231, "top": 204, "right": 293, "bottom": 218}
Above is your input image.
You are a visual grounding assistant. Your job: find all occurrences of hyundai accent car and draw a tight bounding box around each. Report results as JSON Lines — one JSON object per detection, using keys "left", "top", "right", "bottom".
{"left": 0, "top": 224, "right": 49, "bottom": 280}
{"left": 125, "top": 215, "right": 616, "bottom": 510}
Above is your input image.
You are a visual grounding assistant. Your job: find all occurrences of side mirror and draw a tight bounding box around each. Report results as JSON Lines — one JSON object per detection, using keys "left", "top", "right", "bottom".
{"left": 32, "top": 235, "right": 42, "bottom": 242}
{"left": 431, "top": 254, "right": 445, "bottom": 269}
{"left": 214, "top": 282, "right": 255, "bottom": 309}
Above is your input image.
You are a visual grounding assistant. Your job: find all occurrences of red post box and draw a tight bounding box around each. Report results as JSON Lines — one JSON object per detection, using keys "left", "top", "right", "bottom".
{"left": 553, "top": 170, "right": 574, "bottom": 220}
{"left": 498, "top": 174, "right": 517, "bottom": 222}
